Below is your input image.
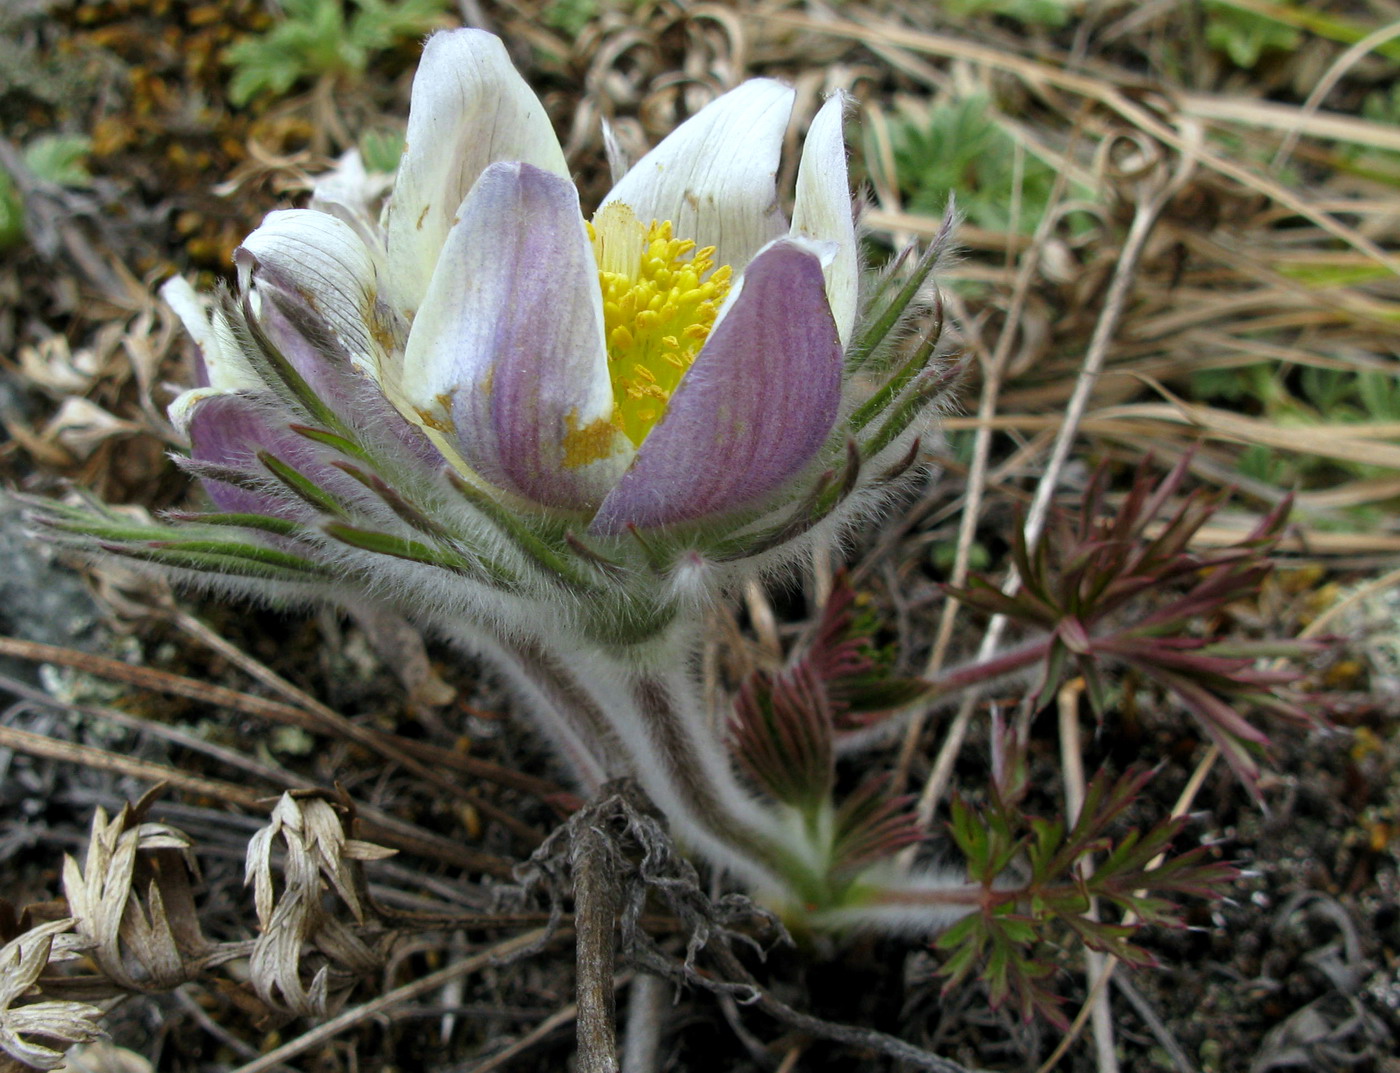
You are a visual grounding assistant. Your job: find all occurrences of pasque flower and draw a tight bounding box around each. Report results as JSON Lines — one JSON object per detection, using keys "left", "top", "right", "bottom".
{"left": 185, "top": 29, "right": 859, "bottom": 537}
{"left": 36, "top": 28, "right": 955, "bottom": 929}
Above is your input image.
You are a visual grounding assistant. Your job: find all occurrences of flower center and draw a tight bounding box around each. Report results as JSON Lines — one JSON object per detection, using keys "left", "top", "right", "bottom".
{"left": 588, "top": 202, "right": 733, "bottom": 447}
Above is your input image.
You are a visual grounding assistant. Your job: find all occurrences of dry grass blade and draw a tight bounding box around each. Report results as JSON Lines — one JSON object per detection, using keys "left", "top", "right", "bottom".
{"left": 755, "top": 9, "right": 1400, "bottom": 273}
{"left": 0, "top": 670, "right": 314, "bottom": 793}
{"left": 226, "top": 927, "right": 559, "bottom": 1073}
{"left": 0, "top": 723, "right": 269, "bottom": 810}
{"left": 1104, "top": 396, "right": 1400, "bottom": 472}
{"left": 1180, "top": 93, "right": 1400, "bottom": 154}
{"left": 0, "top": 634, "right": 560, "bottom": 800}
{"left": 0, "top": 723, "right": 512, "bottom": 875}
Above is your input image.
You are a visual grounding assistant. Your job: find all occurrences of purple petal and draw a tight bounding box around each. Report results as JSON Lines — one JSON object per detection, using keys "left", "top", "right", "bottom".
{"left": 186, "top": 393, "right": 336, "bottom": 519}
{"left": 401, "top": 162, "right": 627, "bottom": 512}
{"left": 250, "top": 285, "right": 369, "bottom": 411}
{"left": 252, "top": 291, "right": 443, "bottom": 468}
{"left": 235, "top": 210, "right": 441, "bottom": 467}
{"left": 590, "top": 241, "right": 842, "bottom": 534}
{"left": 235, "top": 209, "right": 395, "bottom": 385}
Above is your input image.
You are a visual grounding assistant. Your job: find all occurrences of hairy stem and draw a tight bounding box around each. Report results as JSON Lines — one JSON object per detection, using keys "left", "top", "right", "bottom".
{"left": 452, "top": 618, "right": 802, "bottom": 895}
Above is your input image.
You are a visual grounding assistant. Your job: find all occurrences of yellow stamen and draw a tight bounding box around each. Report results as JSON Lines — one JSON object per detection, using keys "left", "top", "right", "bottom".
{"left": 587, "top": 202, "right": 734, "bottom": 447}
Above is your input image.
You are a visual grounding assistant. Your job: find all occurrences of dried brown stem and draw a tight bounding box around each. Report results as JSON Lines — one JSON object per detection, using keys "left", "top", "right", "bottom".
{"left": 572, "top": 820, "right": 620, "bottom": 1073}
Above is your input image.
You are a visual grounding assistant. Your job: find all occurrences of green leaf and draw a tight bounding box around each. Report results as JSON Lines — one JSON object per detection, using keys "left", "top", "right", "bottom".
{"left": 224, "top": 0, "right": 449, "bottom": 105}
{"left": 23, "top": 134, "right": 93, "bottom": 187}
{"left": 358, "top": 127, "right": 405, "bottom": 173}
{"left": 939, "top": 0, "right": 1072, "bottom": 26}
{"left": 848, "top": 306, "right": 943, "bottom": 434}
{"left": 846, "top": 238, "right": 947, "bottom": 374}
{"left": 165, "top": 511, "right": 303, "bottom": 537}
{"left": 0, "top": 166, "right": 23, "bottom": 249}
{"left": 323, "top": 521, "right": 515, "bottom": 586}
{"left": 1203, "top": 1, "right": 1301, "bottom": 68}
{"left": 542, "top": 0, "right": 599, "bottom": 36}
{"left": 886, "top": 92, "right": 1086, "bottom": 236}
{"left": 444, "top": 469, "right": 597, "bottom": 590}
{"left": 103, "top": 538, "right": 331, "bottom": 582}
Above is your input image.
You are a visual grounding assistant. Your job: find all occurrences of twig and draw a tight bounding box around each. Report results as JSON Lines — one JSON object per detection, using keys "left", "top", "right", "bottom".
{"left": 895, "top": 117, "right": 1084, "bottom": 796}
{"left": 1058, "top": 679, "right": 1118, "bottom": 1073}
{"left": 915, "top": 124, "right": 1196, "bottom": 828}
{"left": 573, "top": 820, "right": 621, "bottom": 1073}
{"left": 716, "top": 986, "right": 779, "bottom": 1069}
{"left": 0, "top": 721, "right": 268, "bottom": 808}
{"left": 0, "top": 671, "right": 311, "bottom": 792}
{"left": 464, "top": 1003, "right": 581, "bottom": 1073}
{"left": 173, "top": 987, "right": 275, "bottom": 1067}
{"left": 1296, "top": 564, "right": 1400, "bottom": 639}
{"left": 1022, "top": 138, "right": 1197, "bottom": 567}
{"left": 704, "top": 942, "right": 979, "bottom": 1073}
{"left": 227, "top": 927, "right": 559, "bottom": 1073}
{"left": 0, "top": 719, "right": 513, "bottom": 875}
{"left": 1112, "top": 973, "right": 1199, "bottom": 1073}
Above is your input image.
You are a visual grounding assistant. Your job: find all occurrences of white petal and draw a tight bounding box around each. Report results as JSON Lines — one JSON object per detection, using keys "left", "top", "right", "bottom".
{"left": 309, "top": 149, "right": 392, "bottom": 251}
{"left": 600, "top": 79, "right": 794, "bottom": 272}
{"left": 791, "top": 92, "right": 858, "bottom": 346}
{"left": 165, "top": 386, "right": 219, "bottom": 439}
{"left": 161, "top": 276, "right": 259, "bottom": 436}
{"left": 384, "top": 30, "right": 568, "bottom": 321}
{"left": 162, "top": 277, "right": 256, "bottom": 391}
{"left": 236, "top": 209, "right": 390, "bottom": 381}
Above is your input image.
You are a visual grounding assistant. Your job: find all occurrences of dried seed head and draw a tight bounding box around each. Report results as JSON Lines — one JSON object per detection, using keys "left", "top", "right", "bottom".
{"left": 61, "top": 795, "right": 214, "bottom": 994}
{"left": 245, "top": 793, "right": 396, "bottom": 1018}
{"left": 0, "top": 919, "right": 106, "bottom": 1070}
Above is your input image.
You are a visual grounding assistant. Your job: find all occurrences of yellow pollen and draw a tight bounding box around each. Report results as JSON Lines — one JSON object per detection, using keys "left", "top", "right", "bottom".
{"left": 588, "top": 202, "right": 733, "bottom": 447}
